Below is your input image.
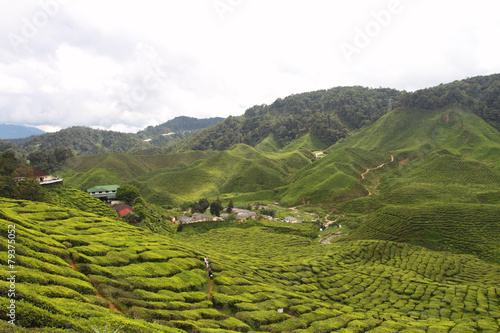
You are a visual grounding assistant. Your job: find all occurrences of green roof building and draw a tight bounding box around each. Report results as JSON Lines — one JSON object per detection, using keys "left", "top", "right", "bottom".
{"left": 87, "top": 185, "right": 119, "bottom": 200}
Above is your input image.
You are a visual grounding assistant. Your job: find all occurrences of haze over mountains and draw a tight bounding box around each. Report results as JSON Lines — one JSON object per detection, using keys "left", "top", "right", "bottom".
{"left": 0, "top": 124, "right": 45, "bottom": 140}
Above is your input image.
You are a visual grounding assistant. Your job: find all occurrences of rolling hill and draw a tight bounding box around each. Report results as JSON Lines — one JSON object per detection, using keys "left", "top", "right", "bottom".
{"left": 61, "top": 144, "right": 312, "bottom": 206}
{"left": 2, "top": 117, "right": 225, "bottom": 157}
{"left": 2, "top": 74, "right": 500, "bottom": 332}
{"left": 1, "top": 197, "right": 500, "bottom": 332}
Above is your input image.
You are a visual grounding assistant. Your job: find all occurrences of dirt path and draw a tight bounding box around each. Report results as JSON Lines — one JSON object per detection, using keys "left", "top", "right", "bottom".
{"left": 361, "top": 154, "right": 394, "bottom": 180}
{"left": 207, "top": 278, "right": 214, "bottom": 301}
{"left": 360, "top": 154, "right": 394, "bottom": 197}
{"left": 97, "top": 294, "right": 121, "bottom": 313}
{"left": 69, "top": 257, "right": 76, "bottom": 270}
{"left": 70, "top": 255, "right": 122, "bottom": 314}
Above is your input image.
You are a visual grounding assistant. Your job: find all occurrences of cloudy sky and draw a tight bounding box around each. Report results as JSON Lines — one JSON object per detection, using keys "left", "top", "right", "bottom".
{"left": 1, "top": 0, "right": 499, "bottom": 133}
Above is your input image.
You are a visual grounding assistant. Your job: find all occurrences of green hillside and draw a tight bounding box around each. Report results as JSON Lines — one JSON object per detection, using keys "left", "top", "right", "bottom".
{"left": 254, "top": 134, "right": 281, "bottom": 152}
{"left": 61, "top": 151, "right": 213, "bottom": 186}
{"left": 1, "top": 198, "right": 500, "bottom": 332}
{"left": 61, "top": 144, "right": 312, "bottom": 206}
{"left": 281, "top": 133, "right": 328, "bottom": 153}
{"left": 277, "top": 107, "right": 500, "bottom": 206}
{"left": 12, "top": 127, "right": 153, "bottom": 156}
{"left": 130, "top": 144, "right": 306, "bottom": 205}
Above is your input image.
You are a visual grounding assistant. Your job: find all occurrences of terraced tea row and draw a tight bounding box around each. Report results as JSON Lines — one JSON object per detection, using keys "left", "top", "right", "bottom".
{"left": 186, "top": 228, "right": 500, "bottom": 332}
{"left": 346, "top": 203, "right": 500, "bottom": 263}
{"left": 2, "top": 198, "right": 500, "bottom": 332}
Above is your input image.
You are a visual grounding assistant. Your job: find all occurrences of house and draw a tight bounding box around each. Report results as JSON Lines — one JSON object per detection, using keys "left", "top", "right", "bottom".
{"left": 192, "top": 213, "right": 217, "bottom": 222}
{"left": 283, "top": 216, "right": 300, "bottom": 223}
{"left": 15, "top": 167, "right": 63, "bottom": 186}
{"left": 176, "top": 214, "right": 218, "bottom": 224}
{"left": 177, "top": 216, "right": 195, "bottom": 224}
{"left": 231, "top": 208, "right": 257, "bottom": 221}
{"left": 87, "top": 185, "right": 119, "bottom": 201}
{"left": 113, "top": 204, "right": 134, "bottom": 218}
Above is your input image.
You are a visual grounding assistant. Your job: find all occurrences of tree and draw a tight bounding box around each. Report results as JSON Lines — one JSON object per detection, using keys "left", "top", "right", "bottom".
{"left": 116, "top": 185, "right": 141, "bottom": 204}
{"left": 0, "top": 176, "right": 16, "bottom": 198}
{"left": 0, "top": 151, "right": 19, "bottom": 176}
{"left": 180, "top": 202, "right": 191, "bottom": 211}
{"left": 134, "top": 203, "right": 147, "bottom": 221}
{"left": 192, "top": 198, "right": 210, "bottom": 213}
{"left": 259, "top": 207, "right": 276, "bottom": 217}
{"left": 226, "top": 199, "right": 234, "bottom": 213}
{"left": 210, "top": 198, "right": 223, "bottom": 217}
{"left": 226, "top": 213, "right": 237, "bottom": 222}
{"left": 15, "top": 179, "right": 45, "bottom": 202}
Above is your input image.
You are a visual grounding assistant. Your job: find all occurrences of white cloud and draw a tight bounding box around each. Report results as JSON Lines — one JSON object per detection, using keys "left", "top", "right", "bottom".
{"left": 0, "top": 0, "right": 499, "bottom": 132}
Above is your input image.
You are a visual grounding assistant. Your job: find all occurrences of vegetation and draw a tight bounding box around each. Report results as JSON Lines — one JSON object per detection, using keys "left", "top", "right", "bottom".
{"left": 8, "top": 127, "right": 151, "bottom": 156}
{"left": 27, "top": 147, "right": 73, "bottom": 173}
{"left": 1, "top": 198, "right": 499, "bottom": 332}
{"left": 135, "top": 116, "right": 224, "bottom": 147}
{"left": 1, "top": 74, "right": 500, "bottom": 332}
{"left": 168, "top": 87, "right": 400, "bottom": 152}
{"left": 116, "top": 185, "right": 141, "bottom": 205}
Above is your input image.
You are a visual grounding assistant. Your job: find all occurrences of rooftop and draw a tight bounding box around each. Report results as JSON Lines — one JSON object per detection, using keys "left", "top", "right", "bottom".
{"left": 87, "top": 185, "right": 119, "bottom": 193}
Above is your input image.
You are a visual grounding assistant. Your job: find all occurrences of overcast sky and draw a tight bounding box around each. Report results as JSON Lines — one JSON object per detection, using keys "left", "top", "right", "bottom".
{"left": 1, "top": 0, "right": 499, "bottom": 133}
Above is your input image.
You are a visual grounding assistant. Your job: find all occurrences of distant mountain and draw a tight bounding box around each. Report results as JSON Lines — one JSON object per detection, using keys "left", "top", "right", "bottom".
{"left": 13, "top": 126, "right": 151, "bottom": 155}
{"left": 0, "top": 124, "right": 45, "bottom": 139}
{"left": 137, "top": 116, "right": 224, "bottom": 136}
{"left": 135, "top": 116, "right": 225, "bottom": 147}
{"left": 168, "top": 87, "right": 401, "bottom": 152}
{"left": 166, "top": 74, "right": 500, "bottom": 153}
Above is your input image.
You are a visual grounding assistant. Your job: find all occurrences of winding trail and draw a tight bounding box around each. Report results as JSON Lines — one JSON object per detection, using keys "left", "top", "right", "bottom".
{"left": 69, "top": 256, "right": 122, "bottom": 313}
{"left": 360, "top": 154, "right": 394, "bottom": 197}
{"left": 360, "top": 154, "right": 394, "bottom": 180}
{"left": 97, "top": 294, "right": 122, "bottom": 313}
{"left": 207, "top": 278, "right": 214, "bottom": 301}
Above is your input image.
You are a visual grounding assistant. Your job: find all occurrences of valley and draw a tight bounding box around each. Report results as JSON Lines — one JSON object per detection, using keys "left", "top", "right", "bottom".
{"left": 1, "top": 75, "right": 500, "bottom": 332}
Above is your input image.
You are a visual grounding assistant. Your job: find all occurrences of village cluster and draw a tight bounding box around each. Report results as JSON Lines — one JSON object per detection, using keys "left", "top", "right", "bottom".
{"left": 86, "top": 184, "right": 303, "bottom": 224}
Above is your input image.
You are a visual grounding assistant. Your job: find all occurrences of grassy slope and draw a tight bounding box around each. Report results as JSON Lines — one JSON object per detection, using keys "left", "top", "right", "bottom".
{"left": 254, "top": 134, "right": 281, "bottom": 152}
{"left": 131, "top": 144, "right": 296, "bottom": 205}
{"left": 278, "top": 107, "right": 500, "bottom": 206}
{"left": 317, "top": 108, "right": 500, "bottom": 264}
{"left": 281, "top": 133, "right": 328, "bottom": 153}
{"left": 61, "top": 151, "right": 213, "bottom": 186}
{"left": 61, "top": 144, "right": 312, "bottom": 206}
{"left": 2, "top": 198, "right": 500, "bottom": 332}
{"left": 330, "top": 107, "right": 500, "bottom": 165}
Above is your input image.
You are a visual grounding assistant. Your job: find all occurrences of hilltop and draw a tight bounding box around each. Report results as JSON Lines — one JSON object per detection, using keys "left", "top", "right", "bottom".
{"left": 166, "top": 74, "right": 500, "bottom": 153}
{"left": 2, "top": 117, "right": 224, "bottom": 157}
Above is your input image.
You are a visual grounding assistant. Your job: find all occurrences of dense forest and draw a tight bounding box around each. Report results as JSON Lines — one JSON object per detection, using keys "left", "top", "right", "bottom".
{"left": 399, "top": 74, "right": 500, "bottom": 130}
{"left": 8, "top": 126, "right": 151, "bottom": 155}
{"left": 168, "top": 87, "right": 401, "bottom": 152}
{"left": 168, "top": 74, "right": 500, "bottom": 152}
{"left": 136, "top": 116, "right": 224, "bottom": 138}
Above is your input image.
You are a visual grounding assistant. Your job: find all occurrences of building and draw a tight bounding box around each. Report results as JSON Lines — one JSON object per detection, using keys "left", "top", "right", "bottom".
{"left": 87, "top": 185, "right": 119, "bottom": 201}
{"left": 15, "top": 167, "right": 63, "bottom": 186}
{"left": 283, "top": 216, "right": 300, "bottom": 223}
{"left": 192, "top": 213, "right": 218, "bottom": 222}
{"left": 112, "top": 204, "right": 134, "bottom": 217}
{"left": 177, "top": 216, "right": 195, "bottom": 224}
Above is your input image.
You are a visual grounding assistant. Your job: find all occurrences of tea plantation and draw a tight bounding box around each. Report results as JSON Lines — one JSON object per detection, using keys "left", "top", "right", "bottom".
{"left": 1, "top": 198, "right": 500, "bottom": 332}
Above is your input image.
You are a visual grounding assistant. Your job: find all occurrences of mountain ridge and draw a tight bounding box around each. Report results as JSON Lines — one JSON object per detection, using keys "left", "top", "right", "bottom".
{"left": 0, "top": 124, "right": 45, "bottom": 139}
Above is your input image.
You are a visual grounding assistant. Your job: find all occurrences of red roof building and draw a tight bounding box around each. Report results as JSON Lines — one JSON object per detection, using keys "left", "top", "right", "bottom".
{"left": 112, "top": 204, "right": 134, "bottom": 218}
